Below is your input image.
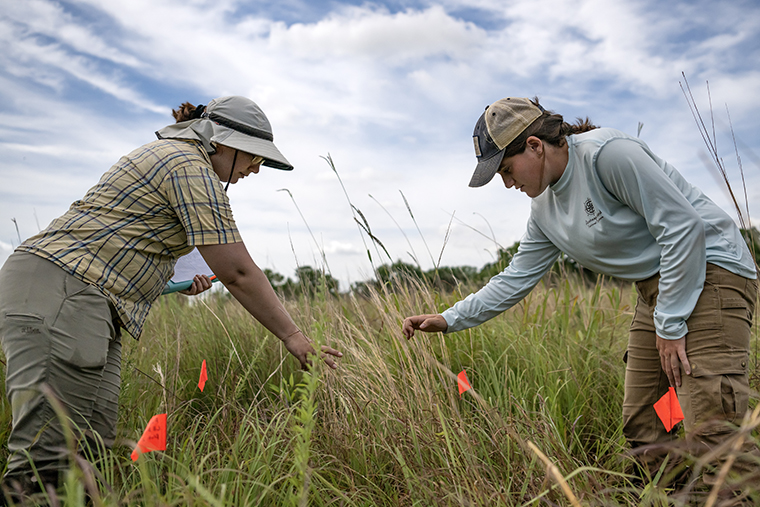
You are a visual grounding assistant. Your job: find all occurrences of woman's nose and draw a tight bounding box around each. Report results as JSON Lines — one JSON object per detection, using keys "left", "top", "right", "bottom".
{"left": 500, "top": 173, "right": 514, "bottom": 188}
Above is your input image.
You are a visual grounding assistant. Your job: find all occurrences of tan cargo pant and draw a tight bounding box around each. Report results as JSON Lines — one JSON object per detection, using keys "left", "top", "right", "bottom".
{"left": 0, "top": 252, "right": 122, "bottom": 479}
{"left": 623, "top": 263, "right": 758, "bottom": 476}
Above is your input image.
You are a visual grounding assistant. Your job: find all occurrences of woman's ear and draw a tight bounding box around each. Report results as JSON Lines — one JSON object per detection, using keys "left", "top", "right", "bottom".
{"left": 526, "top": 136, "right": 543, "bottom": 155}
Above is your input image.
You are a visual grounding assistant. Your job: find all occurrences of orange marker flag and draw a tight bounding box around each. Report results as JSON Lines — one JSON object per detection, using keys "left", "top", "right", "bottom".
{"left": 130, "top": 413, "right": 167, "bottom": 461}
{"left": 653, "top": 387, "right": 684, "bottom": 432}
{"left": 457, "top": 370, "right": 472, "bottom": 396}
{"left": 198, "top": 359, "right": 208, "bottom": 392}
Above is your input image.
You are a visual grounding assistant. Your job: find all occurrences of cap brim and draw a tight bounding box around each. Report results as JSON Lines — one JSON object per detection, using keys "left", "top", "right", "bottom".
{"left": 219, "top": 131, "right": 294, "bottom": 170}
{"left": 468, "top": 148, "right": 505, "bottom": 187}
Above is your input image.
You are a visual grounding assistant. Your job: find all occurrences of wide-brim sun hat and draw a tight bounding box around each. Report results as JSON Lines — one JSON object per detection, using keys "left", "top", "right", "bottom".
{"left": 156, "top": 95, "right": 293, "bottom": 170}
{"left": 469, "top": 97, "right": 544, "bottom": 187}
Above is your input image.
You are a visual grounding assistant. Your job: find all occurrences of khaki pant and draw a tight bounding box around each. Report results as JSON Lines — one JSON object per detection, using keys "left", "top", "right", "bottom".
{"left": 623, "top": 263, "right": 758, "bottom": 473}
{"left": 0, "top": 252, "right": 122, "bottom": 478}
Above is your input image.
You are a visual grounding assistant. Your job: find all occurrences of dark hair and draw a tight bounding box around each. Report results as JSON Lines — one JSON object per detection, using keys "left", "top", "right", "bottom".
{"left": 172, "top": 102, "right": 206, "bottom": 123}
{"left": 502, "top": 97, "right": 597, "bottom": 158}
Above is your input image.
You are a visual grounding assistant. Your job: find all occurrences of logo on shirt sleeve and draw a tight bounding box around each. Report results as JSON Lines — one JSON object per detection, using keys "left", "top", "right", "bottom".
{"left": 584, "top": 198, "right": 604, "bottom": 227}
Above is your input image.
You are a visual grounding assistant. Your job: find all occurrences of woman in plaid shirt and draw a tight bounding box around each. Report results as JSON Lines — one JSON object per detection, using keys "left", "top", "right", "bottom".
{"left": 0, "top": 96, "right": 342, "bottom": 501}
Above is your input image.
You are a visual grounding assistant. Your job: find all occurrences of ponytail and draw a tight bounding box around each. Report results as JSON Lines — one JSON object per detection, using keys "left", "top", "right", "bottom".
{"left": 503, "top": 98, "right": 597, "bottom": 158}
{"left": 172, "top": 102, "right": 206, "bottom": 123}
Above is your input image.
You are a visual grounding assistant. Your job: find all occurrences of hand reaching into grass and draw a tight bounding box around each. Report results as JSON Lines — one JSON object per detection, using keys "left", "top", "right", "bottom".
{"left": 402, "top": 314, "right": 448, "bottom": 338}
{"left": 283, "top": 330, "right": 343, "bottom": 370}
{"left": 196, "top": 243, "right": 343, "bottom": 371}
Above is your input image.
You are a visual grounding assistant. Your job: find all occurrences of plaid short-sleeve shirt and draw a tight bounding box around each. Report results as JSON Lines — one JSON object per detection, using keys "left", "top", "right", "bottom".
{"left": 19, "top": 139, "right": 242, "bottom": 338}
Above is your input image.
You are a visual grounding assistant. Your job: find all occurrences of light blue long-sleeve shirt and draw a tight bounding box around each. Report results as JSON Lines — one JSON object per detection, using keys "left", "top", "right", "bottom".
{"left": 442, "top": 128, "right": 756, "bottom": 340}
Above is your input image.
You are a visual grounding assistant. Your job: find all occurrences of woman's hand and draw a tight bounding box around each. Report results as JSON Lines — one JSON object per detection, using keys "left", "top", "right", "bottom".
{"left": 196, "top": 243, "right": 343, "bottom": 370}
{"left": 656, "top": 335, "right": 691, "bottom": 387}
{"left": 402, "top": 314, "right": 448, "bottom": 339}
{"left": 179, "top": 274, "right": 214, "bottom": 295}
{"left": 283, "top": 330, "right": 343, "bottom": 370}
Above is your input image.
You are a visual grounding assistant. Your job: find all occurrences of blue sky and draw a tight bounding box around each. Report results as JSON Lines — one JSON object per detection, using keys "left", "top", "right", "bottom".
{"left": 1, "top": 0, "right": 759, "bottom": 289}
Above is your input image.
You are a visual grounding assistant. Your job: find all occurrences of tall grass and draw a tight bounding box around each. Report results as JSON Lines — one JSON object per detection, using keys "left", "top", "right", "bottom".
{"left": 3, "top": 271, "right": 756, "bottom": 506}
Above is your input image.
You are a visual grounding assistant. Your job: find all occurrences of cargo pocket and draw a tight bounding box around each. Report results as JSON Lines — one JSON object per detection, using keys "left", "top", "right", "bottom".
{"left": 687, "top": 354, "right": 749, "bottom": 431}
{"left": 1, "top": 312, "right": 45, "bottom": 344}
{"left": 50, "top": 280, "right": 113, "bottom": 370}
{"left": 720, "top": 374, "right": 747, "bottom": 425}
{"left": 721, "top": 297, "right": 752, "bottom": 329}
{"left": 1, "top": 312, "right": 50, "bottom": 395}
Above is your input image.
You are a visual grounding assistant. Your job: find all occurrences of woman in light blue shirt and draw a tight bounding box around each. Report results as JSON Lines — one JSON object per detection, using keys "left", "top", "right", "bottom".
{"left": 403, "top": 97, "right": 758, "bottom": 484}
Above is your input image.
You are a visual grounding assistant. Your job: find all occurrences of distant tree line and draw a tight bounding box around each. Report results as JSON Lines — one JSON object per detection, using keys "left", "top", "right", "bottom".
{"left": 264, "top": 265, "right": 340, "bottom": 299}
{"left": 263, "top": 227, "right": 760, "bottom": 299}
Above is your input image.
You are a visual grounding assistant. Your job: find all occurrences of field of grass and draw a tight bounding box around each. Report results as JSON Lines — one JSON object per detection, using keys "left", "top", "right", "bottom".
{"left": 2, "top": 271, "right": 757, "bottom": 506}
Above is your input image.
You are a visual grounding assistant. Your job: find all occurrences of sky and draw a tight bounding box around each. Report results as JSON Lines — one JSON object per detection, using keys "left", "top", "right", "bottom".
{"left": 1, "top": 0, "right": 759, "bottom": 291}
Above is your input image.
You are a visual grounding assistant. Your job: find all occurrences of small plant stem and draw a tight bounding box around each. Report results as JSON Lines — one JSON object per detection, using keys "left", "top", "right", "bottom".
{"left": 527, "top": 441, "right": 583, "bottom": 507}
{"left": 400, "top": 190, "right": 436, "bottom": 268}
{"left": 278, "top": 188, "right": 332, "bottom": 275}
{"left": 322, "top": 153, "right": 377, "bottom": 274}
{"left": 704, "top": 403, "right": 760, "bottom": 507}
{"left": 369, "top": 193, "right": 421, "bottom": 268}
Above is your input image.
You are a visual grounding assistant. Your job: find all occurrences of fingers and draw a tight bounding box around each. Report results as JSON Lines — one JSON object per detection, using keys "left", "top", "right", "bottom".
{"left": 320, "top": 353, "right": 337, "bottom": 370}
{"left": 320, "top": 345, "right": 343, "bottom": 370}
{"left": 183, "top": 281, "right": 200, "bottom": 295}
{"left": 179, "top": 275, "right": 213, "bottom": 295}
{"left": 320, "top": 345, "right": 343, "bottom": 357}
{"left": 656, "top": 335, "right": 689, "bottom": 388}
{"left": 670, "top": 355, "right": 681, "bottom": 387}
{"left": 402, "top": 315, "right": 446, "bottom": 338}
{"left": 678, "top": 348, "right": 691, "bottom": 377}
{"left": 284, "top": 331, "right": 343, "bottom": 371}
{"left": 300, "top": 349, "right": 340, "bottom": 371}
{"left": 402, "top": 317, "right": 417, "bottom": 338}
{"left": 194, "top": 275, "right": 212, "bottom": 293}
{"left": 179, "top": 280, "right": 198, "bottom": 295}
{"left": 198, "top": 275, "right": 212, "bottom": 291}
{"left": 659, "top": 353, "right": 676, "bottom": 387}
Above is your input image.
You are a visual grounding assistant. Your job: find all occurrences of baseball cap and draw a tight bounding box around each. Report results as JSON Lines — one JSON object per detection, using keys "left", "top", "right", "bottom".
{"left": 156, "top": 96, "right": 293, "bottom": 170}
{"left": 469, "top": 97, "right": 544, "bottom": 187}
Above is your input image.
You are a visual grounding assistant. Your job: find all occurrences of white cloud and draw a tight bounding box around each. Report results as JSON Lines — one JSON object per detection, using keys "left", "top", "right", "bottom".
{"left": 0, "top": 14, "right": 163, "bottom": 112}
{"left": 269, "top": 5, "right": 484, "bottom": 62}
{"left": 323, "top": 240, "right": 364, "bottom": 255}
{"left": 1, "top": 0, "right": 143, "bottom": 67}
{"left": 689, "top": 72, "right": 760, "bottom": 122}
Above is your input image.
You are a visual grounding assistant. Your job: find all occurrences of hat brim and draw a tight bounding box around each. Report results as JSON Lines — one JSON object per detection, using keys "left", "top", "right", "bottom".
{"left": 217, "top": 130, "right": 293, "bottom": 171}
{"left": 468, "top": 148, "right": 505, "bottom": 188}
